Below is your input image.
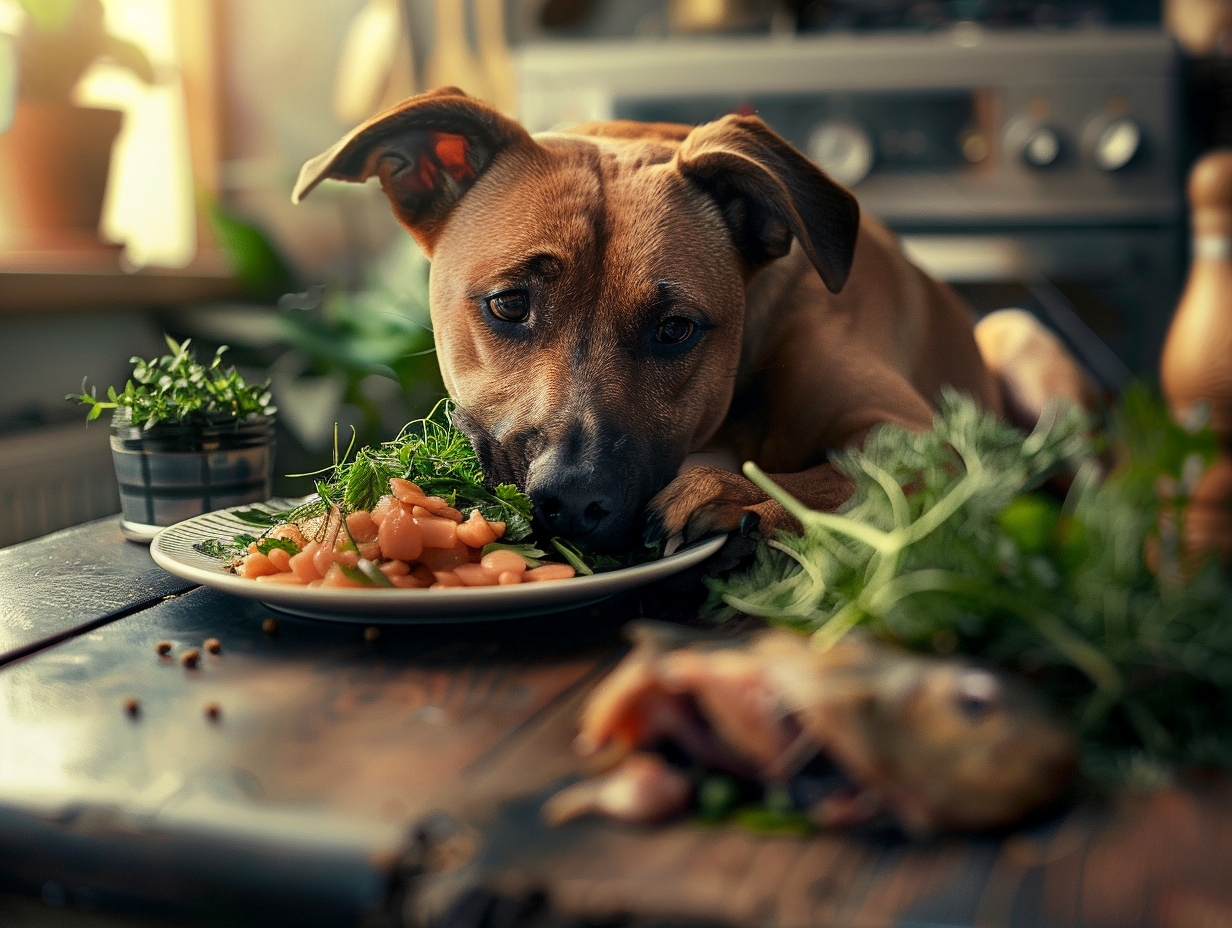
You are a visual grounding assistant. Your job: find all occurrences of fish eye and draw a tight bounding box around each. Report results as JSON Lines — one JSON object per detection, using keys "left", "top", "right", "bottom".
{"left": 485, "top": 290, "right": 530, "bottom": 323}
{"left": 954, "top": 669, "right": 1001, "bottom": 720}
{"left": 654, "top": 316, "right": 697, "bottom": 345}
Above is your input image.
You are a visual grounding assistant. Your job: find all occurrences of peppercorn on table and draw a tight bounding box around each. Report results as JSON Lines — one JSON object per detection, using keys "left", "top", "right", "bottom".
{"left": 1, "top": 515, "right": 1231, "bottom": 928}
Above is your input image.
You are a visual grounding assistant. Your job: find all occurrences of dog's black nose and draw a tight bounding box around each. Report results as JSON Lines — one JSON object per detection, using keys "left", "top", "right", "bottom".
{"left": 523, "top": 422, "right": 641, "bottom": 549}
{"left": 531, "top": 481, "right": 618, "bottom": 540}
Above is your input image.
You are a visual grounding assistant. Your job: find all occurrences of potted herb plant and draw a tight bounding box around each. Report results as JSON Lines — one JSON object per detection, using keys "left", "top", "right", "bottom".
{"left": 0, "top": 0, "right": 155, "bottom": 248}
{"left": 70, "top": 337, "right": 277, "bottom": 540}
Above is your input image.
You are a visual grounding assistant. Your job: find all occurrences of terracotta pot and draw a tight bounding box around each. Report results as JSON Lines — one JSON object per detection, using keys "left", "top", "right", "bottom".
{"left": 0, "top": 100, "right": 121, "bottom": 249}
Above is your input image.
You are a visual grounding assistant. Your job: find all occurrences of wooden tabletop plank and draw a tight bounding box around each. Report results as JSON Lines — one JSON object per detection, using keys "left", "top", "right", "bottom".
{"left": 385, "top": 666, "right": 1232, "bottom": 928}
{"left": 0, "top": 583, "right": 631, "bottom": 925}
{"left": 5, "top": 519, "right": 1232, "bottom": 928}
{"left": 411, "top": 793, "right": 1232, "bottom": 928}
{"left": 0, "top": 799, "right": 399, "bottom": 928}
{"left": 0, "top": 517, "right": 194, "bottom": 663}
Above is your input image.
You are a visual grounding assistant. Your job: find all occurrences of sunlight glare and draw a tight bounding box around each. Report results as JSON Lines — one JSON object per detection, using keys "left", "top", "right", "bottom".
{"left": 75, "top": 0, "right": 195, "bottom": 267}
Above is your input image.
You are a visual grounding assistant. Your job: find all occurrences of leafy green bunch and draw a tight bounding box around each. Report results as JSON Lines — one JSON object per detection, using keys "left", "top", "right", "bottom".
{"left": 198, "top": 406, "right": 658, "bottom": 576}
{"left": 69, "top": 336, "right": 276, "bottom": 429}
{"left": 297, "top": 402, "right": 535, "bottom": 543}
{"left": 709, "top": 387, "right": 1232, "bottom": 785}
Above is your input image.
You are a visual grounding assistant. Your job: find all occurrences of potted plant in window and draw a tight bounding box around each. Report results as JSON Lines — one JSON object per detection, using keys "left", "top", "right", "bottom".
{"left": 70, "top": 337, "right": 277, "bottom": 541}
{"left": 0, "top": 0, "right": 155, "bottom": 249}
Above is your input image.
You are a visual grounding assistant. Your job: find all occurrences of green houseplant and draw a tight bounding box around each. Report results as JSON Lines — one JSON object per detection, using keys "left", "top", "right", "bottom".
{"left": 70, "top": 337, "right": 277, "bottom": 539}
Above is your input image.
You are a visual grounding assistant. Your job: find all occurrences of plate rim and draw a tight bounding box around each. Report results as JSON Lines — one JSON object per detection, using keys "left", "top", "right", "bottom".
{"left": 149, "top": 502, "right": 726, "bottom": 623}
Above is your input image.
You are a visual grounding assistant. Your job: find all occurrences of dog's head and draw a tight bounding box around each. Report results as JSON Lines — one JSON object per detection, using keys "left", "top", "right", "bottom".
{"left": 295, "top": 88, "right": 859, "bottom": 550}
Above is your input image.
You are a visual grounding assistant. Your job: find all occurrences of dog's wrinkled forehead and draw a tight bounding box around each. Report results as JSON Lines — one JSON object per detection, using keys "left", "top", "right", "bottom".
{"left": 432, "top": 135, "right": 739, "bottom": 339}
{"left": 434, "top": 133, "right": 722, "bottom": 276}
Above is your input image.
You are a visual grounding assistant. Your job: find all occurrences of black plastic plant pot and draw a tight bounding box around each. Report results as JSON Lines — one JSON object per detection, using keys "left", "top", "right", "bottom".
{"left": 109, "top": 411, "right": 275, "bottom": 541}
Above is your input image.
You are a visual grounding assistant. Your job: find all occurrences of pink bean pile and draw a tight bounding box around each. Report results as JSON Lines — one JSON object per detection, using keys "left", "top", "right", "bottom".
{"left": 235, "top": 478, "right": 576, "bottom": 589}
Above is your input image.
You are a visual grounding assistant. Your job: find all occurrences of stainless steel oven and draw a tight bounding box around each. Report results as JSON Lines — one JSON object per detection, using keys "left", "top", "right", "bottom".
{"left": 517, "top": 27, "right": 1182, "bottom": 383}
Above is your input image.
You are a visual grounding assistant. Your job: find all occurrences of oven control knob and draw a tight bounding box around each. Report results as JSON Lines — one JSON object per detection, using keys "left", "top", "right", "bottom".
{"left": 807, "top": 120, "right": 874, "bottom": 187}
{"left": 1090, "top": 116, "right": 1142, "bottom": 172}
{"left": 1020, "top": 126, "right": 1062, "bottom": 168}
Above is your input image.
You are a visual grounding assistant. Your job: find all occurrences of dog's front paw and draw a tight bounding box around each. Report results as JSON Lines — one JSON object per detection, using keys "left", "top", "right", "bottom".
{"left": 645, "top": 463, "right": 858, "bottom": 552}
{"left": 645, "top": 466, "right": 776, "bottom": 551}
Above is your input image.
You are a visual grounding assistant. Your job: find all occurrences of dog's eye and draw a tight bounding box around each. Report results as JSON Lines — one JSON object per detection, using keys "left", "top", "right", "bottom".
{"left": 953, "top": 669, "right": 1001, "bottom": 721}
{"left": 655, "top": 317, "right": 696, "bottom": 345}
{"left": 486, "top": 290, "right": 530, "bottom": 323}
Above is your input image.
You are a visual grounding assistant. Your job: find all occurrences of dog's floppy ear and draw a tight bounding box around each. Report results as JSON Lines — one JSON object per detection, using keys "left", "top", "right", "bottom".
{"left": 676, "top": 115, "right": 859, "bottom": 294}
{"left": 292, "top": 87, "right": 535, "bottom": 253}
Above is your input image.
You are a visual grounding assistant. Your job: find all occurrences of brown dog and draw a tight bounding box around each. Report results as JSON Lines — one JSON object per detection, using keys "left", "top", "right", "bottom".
{"left": 294, "top": 87, "right": 1095, "bottom": 552}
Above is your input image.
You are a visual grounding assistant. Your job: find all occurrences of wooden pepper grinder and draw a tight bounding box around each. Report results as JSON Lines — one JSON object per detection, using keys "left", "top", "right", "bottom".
{"left": 1161, "top": 149, "right": 1232, "bottom": 568}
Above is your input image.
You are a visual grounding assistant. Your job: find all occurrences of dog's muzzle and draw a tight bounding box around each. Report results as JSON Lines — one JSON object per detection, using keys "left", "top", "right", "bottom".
{"left": 451, "top": 406, "right": 675, "bottom": 551}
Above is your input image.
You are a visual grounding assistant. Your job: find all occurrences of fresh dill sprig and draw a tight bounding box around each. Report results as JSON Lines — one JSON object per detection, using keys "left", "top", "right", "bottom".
{"left": 194, "top": 533, "right": 258, "bottom": 560}
{"left": 708, "top": 387, "right": 1232, "bottom": 786}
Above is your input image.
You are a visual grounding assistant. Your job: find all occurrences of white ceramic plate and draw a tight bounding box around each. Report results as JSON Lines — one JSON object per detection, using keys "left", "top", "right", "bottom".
{"left": 150, "top": 500, "right": 727, "bottom": 623}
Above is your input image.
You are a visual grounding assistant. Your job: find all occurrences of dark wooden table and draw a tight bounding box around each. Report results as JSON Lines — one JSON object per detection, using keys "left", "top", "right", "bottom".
{"left": 2, "top": 517, "right": 1231, "bottom": 928}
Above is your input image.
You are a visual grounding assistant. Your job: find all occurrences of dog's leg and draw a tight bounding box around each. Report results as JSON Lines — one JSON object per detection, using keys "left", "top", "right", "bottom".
{"left": 646, "top": 463, "right": 856, "bottom": 548}
{"left": 646, "top": 366, "right": 940, "bottom": 547}
{"left": 974, "top": 309, "right": 1101, "bottom": 431}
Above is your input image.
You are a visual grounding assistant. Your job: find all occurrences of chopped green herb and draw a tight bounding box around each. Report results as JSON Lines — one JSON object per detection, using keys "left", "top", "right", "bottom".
{"left": 696, "top": 774, "right": 740, "bottom": 823}
{"left": 694, "top": 778, "right": 817, "bottom": 836}
{"left": 194, "top": 539, "right": 232, "bottom": 560}
{"left": 588, "top": 545, "right": 660, "bottom": 572}
{"left": 341, "top": 560, "right": 394, "bottom": 587}
{"left": 731, "top": 806, "right": 818, "bottom": 837}
{"left": 194, "top": 533, "right": 258, "bottom": 560}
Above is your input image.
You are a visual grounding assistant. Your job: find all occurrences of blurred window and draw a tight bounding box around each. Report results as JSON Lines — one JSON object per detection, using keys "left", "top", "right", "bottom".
{"left": 0, "top": 0, "right": 195, "bottom": 267}
{"left": 77, "top": 0, "right": 194, "bottom": 267}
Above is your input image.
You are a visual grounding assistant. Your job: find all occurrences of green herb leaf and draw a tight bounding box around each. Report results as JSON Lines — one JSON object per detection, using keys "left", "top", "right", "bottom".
{"left": 338, "top": 561, "right": 393, "bottom": 587}
{"left": 551, "top": 537, "right": 594, "bottom": 576}
{"left": 696, "top": 774, "right": 740, "bottom": 823}
{"left": 357, "top": 559, "right": 395, "bottom": 587}
{"left": 193, "top": 533, "right": 258, "bottom": 560}
{"left": 256, "top": 537, "right": 302, "bottom": 557}
{"left": 193, "top": 539, "right": 233, "bottom": 559}
{"left": 730, "top": 806, "right": 817, "bottom": 837}
{"left": 480, "top": 542, "right": 546, "bottom": 567}
{"left": 230, "top": 508, "right": 283, "bottom": 527}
